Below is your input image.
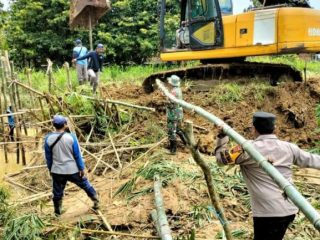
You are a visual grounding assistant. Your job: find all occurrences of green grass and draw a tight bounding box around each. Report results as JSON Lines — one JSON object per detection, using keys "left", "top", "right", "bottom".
{"left": 249, "top": 55, "right": 320, "bottom": 77}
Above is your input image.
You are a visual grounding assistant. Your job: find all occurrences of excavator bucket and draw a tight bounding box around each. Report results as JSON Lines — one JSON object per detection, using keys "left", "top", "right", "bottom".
{"left": 70, "top": 0, "right": 111, "bottom": 29}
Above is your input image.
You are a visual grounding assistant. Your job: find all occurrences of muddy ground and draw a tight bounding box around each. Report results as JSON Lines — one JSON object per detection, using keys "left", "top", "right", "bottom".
{"left": 6, "top": 78, "right": 320, "bottom": 239}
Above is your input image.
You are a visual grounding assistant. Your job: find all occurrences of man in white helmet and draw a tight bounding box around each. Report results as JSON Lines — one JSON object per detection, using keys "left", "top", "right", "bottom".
{"left": 166, "top": 75, "right": 187, "bottom": 154}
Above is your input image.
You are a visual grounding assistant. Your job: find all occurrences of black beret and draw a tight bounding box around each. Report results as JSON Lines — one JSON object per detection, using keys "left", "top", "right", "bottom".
{"left": 253, "top": 112, "right": 276, "bottom": 134}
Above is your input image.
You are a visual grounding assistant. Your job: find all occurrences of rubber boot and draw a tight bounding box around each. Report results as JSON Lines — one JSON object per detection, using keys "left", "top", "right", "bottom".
{"left": 53, "top": 200, "right": 62, "bottom": 216}
{"left": 170, "top": 140, "right": 177, "bottom": 155}
{"left": 91, "top": 195, "right": 100, "bottom": 210}
{"left": 177, "top": 128, "right": 188, "bottom": 145}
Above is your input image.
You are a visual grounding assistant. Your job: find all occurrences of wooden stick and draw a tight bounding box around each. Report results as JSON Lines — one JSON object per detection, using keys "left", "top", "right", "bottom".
{"left": 154, "top": 175, "right": 173, "bottom": 240}
{"left": 96, "top": 210, "right": 113, "bottom": 231}
{"left": 49, "top": 224, "right": 160, "bottom": 239}
{"left": 184, "top": 120, "right": 233, "bottom": 240}
{"left": 108, "top": 131, "right": 122, "bottom": 169}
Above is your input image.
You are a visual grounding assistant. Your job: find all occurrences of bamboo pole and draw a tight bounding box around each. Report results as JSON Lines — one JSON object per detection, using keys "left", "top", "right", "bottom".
{"left": 13, "top": 80, "right": 44, "bottom": 97}
{"left": 81, "top": 147, "right": 119, "bottom": 173}
{"left": 4, "top": 177, "right": 39, "bottom": 193}
{"left": 96, "top": 210, "right": 113, "bottom": 231}
{"left": 14, "top": 79, "right": 28, "bottom": 136}
{"left": 156, "top": 79, "right": 320, "bottom": 231}
{"left": 185, "top": 120, "right": 232, "bottom": 240}
{"left": 82, "top": 95, "right": 156, "bottom": 112}
{"left": 49, "top": 224, "right": 160, "bottom": 239}
{"left": 108, "top": 131, "right": 122, "bottom": 169}
{"left": 25, "top": 68, "right": 36, "bottom": 108}
{"left": 0, "top": 59, "right": 8, "bottom": 163}
{"left": 153, "top": 175, "right": 173, "bottom": 240}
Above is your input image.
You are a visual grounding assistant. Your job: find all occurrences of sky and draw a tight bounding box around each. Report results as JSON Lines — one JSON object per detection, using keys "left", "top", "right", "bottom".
{"left": 1, "top": 0, "right": 320, "bottom": 12}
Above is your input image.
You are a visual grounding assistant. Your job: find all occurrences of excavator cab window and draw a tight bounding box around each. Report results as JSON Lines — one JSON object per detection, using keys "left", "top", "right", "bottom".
{"left": 160, "top": 0, "right": 223, "bottom": 51}
{"left": 218, "top": 0, "right": 233, "bottom": 15}
{"left": 190, "top": 0, "right": 208, "bottom": 18}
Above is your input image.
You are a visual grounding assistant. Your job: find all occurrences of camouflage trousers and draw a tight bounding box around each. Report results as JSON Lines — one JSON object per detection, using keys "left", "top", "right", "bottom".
{"left": 167, "top": 120, "right": 185, "bottom": 142}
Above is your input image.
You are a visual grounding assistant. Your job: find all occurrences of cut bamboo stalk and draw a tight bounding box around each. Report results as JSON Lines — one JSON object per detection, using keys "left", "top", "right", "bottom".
{"left": 82, "top": 95, "right": 156, "bottom": 112}
{"left": 81, "top": 147, "right": 119, "bottom": 173}
{"left": 63, "top": 62, "right": 72, "bottom": 91}
{"left": 122, "top": 138, "right": 167, "bottom": 171}
{"left": 49, "top": 224, "right": 160, "bottom": 239}
{"left": 96, "top": 210, "right": 113, "bottom": 231}
{"left": 46, "top": 58, "right": 53, "bottom": 92}
{"left": 184, "top": 120, "right": 232, "bottom": 240}
{"left": 153, "top": 175, "right": 173, "bottom": 240}
{"left": 5, "top": 177, "right": 39, "bottom": 193}
{"left": 13, "top": 80, "right": 44, "bottom": 97}
{"left": 108, "top": 131, "right": 122, "bottom": 169}
{"left": 14, "top": 77, "right": 28, "bottom": 136}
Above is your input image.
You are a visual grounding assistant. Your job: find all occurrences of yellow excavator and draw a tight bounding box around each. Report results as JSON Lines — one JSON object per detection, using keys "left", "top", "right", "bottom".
{"left": 143, "top": 0, "right": 320, "bottom": 92}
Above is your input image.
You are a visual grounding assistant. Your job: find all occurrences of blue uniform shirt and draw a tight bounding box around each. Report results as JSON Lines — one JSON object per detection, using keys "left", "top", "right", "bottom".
{"left": 73, "top": 46, "right": 88, "bottom": 65}
{"left": 7, "top": 110, "right": 15, "bottom": 127}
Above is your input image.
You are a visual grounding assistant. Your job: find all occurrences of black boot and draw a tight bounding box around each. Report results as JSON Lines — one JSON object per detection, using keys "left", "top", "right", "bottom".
{"left": 53, "top": 200, "right": 62, "bottom": 216}
{"left": 91, "top": 195, "right": 100, "bottom": 210}
{"left": 170, "top": 140, "right": 177, "bottom": 155}
{"left": 177, "top": 128, "right": 187, "bottom": 145}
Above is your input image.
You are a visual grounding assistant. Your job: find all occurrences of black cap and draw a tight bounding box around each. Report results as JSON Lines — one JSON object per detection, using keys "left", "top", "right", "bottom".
{"left": 253, "top": 112, "right": 276, "bottom": 134}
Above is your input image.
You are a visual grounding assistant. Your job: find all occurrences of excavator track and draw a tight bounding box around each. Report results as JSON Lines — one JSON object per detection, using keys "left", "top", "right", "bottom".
{"left": 143, "top": 62, "right": 303, "bottom": 93}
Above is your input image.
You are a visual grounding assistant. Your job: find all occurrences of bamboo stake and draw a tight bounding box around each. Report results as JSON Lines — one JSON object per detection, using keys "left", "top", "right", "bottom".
{"left": 14, "top": 80, "right": 28, "bottom": 136}
{"left": 108, "top": 131, "right": 122, "bottom": 169}
{"left": 49, "top": 224, "right": 160, "bottom": 239}
{"left": 38, "top": 97, "right": 46, "bottom": 121}
{"left": 25, "top": 68, "right": 36, "bottom": 108}
{"left": 46, "top": 58, "right": 53, "bottom": 93}
{"left": 63, "top": 62, "right": 72, "bottom": 91}
{"left": 153, "top": 175, "right": 173, "bottom": 240}
{"left": 184, "top": 120, "right": 232, "bottom": 240}
{"left": 0, "top": 59, "right": 8, "bottom": 163}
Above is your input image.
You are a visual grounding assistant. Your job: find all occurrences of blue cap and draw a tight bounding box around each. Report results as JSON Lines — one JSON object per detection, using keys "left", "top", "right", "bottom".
{"left": 97, "top": 43, "right": 104, "bottom": 49}
{"left": 75, "top": 39, "right": 82, "bottom": 45}
{"left": 52, "top": 115, "right": 67, "bottom": 125}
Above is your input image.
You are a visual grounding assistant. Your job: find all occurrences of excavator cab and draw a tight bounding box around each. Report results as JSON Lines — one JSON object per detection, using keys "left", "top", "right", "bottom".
{"left": 160, "top": 0, "right": 224, "bottom": 51}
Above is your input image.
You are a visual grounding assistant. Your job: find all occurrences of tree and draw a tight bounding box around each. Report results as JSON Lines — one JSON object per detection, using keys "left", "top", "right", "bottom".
{"left": 5, "top": 0, "right": 180, "bottom": 66}
{"left": 5, "top": 0, "right": 88, "bottom": 67}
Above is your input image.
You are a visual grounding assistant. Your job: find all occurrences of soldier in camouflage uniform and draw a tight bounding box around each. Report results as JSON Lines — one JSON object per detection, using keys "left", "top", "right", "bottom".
{"left": 167, "top": 75, "right": 187, "bottom": 154}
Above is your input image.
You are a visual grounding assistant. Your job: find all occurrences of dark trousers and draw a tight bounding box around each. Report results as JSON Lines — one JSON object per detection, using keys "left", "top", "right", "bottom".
{"left": 9, "top": 126, "right": 14, "bottom": 141}
{"left": 51, "top": 172, "right": 97, "bottom": 202}
{"left": 253, "top": 214, "right": 295, "bottom": 240}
